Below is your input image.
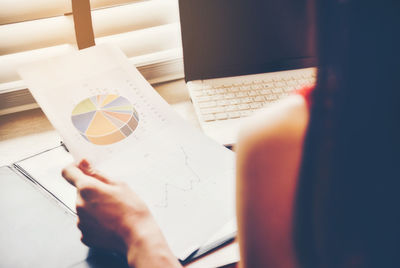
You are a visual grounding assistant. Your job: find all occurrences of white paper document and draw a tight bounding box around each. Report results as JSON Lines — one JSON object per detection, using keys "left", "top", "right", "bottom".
{"left": 18, "top": 44, "right": 236, "bottom": 260}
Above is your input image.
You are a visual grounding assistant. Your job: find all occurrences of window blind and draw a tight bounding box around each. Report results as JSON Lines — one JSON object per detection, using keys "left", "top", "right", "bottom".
{"left": 0, "top": 0, "right": 184, "bottom": 115}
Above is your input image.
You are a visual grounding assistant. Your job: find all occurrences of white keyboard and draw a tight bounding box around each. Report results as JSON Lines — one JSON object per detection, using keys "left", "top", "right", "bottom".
{"left": 191, "top": 73, "right": 315, "bottom": 123}
{"left": 186, "top": 68, "right": 316, "bottom": 145}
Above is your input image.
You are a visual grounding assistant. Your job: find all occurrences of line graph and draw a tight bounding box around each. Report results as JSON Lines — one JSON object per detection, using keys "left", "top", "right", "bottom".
{"left": 122, "top": 141, "right": 211, "bottom": 209}
{"left": 155, "top": 146, "right": 202, "bottom": 208}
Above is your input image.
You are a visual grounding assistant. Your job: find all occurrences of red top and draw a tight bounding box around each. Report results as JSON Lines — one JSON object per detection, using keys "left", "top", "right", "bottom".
{"left": 296, "top": 85, "right": 314, "bottom": 109}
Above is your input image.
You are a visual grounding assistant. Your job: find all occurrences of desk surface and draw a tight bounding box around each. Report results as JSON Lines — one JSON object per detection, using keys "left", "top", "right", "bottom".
{"left": 0, "top": 79, "right": 238, "bottom": 268}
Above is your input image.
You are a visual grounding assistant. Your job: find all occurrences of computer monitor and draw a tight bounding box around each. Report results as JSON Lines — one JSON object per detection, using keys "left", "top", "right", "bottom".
{"left": 179, "top": 0, "right": 317, "bottom": 82}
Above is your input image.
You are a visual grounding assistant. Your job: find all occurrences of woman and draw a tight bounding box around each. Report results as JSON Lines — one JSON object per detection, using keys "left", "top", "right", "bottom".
{"left": 62, "top": 0, "right": 400, "bottom": 267}
{"left": 237, "top": 0, "right": 400, "bottom": 267}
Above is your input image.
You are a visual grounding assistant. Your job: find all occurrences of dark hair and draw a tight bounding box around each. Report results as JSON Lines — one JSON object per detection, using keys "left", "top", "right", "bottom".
{"left": 294, "top": 0, "right": 400, "bottom": 267}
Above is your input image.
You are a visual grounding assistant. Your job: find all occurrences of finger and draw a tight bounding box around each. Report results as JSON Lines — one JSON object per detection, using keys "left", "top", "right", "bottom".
{"left": 76, "top": 213, "right": 96, "bottom": 230}
{"left": 79, "top": 227, "right": 97, "bottom": 248}
{"left": 78, "top": 159, "right": 113, "bottom": 185}
{"left": 62, "top": 164, "right": 84, "bottom": 187}
{"left": 62, "top": 164, "right": 95, "bottom": 188}
{"left": 75, "top": 195, "right": 100, "bottom": 218}
{"left": 80, "top": 233, "right": 93, "bottom": 248}
{"left": 75, "top": 195, "right": 85, "bottom": 215}
{"left": 77, "top": 218, "right": 101, "bottom": 247}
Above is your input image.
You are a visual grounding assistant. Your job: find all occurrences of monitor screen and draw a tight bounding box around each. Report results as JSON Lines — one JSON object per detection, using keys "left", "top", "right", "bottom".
{"left": 179, "top": 0, "right": 317, "bottom": 81}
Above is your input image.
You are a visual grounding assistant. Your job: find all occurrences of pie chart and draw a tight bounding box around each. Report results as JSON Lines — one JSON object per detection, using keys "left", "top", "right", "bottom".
{"left": 71, "top": 94, "right": 139, "bottom": 145}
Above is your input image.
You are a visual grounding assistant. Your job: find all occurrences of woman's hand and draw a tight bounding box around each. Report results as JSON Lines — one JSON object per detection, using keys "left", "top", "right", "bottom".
{"left": 62, "top": 159, "right": 182, "bottom": 268}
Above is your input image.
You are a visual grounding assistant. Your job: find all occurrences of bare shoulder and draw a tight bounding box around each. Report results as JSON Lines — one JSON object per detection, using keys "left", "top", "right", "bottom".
{"left": 237, "top": 94, "right": 309, "bottom": 156}
{"left": 235, "top": 95, "right": 309, "bottom": 268}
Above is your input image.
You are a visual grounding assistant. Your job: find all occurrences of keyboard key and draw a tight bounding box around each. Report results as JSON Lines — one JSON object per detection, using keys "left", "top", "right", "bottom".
{"left": 217, "top": 100, "right": 228, "bottom": 106}
{"left": 211, "top": 94, "right": 224, "bottom": 100}
{"left": 198, "top": 101, "right": 217, "bottom": 108}
{"left": 224, "top": 93, "right": 236, "bottom": 99}
{"left": 272, "top": 88, "right": 283, "bottom": 94}
{"left": 215, "top": 113, "right": 229, "bottom": 120}
{"left": 228, "top": 111, "right": 241, "bottom": 118}
{"left": 272, "top": 77, "right": 284, "bottom": 82}
{"left": 239, "top": 104, "right": 250, "bottom": 110}
{"left": 202, "top": 114, "right": 215, "bottom": 122}
{"left": 262, "top": 83, "right": 274, "bottom": 89}
{"left": 254, "top": 95, "right": 265, "bottom": 102}
{"left": 265, "top": 94, "right": 278, "bottom": 101}
{"left": 248, "top": 90, "right": 258, "bottom": 96}
{"left": 292, "top": 73, "right": 303, "bottom": 79}
{"left": 236, "top": 92, "right": 247, "bottom": 97}
{"left": 215, "top": 107, "right": 226, "bottom": 113}
{"left": 229, "top": 87, "right": 240, "bottom": 92}
{"left": 260, "top": 89, "right": 272, "bottom": 95}
{"left": 197, "top": 96, "right": 211, "bottom": 102}
{"left": 241, "top": 97, "right": 253, "bottom": 103}
{"left": 228, "top": 99, "right": 240, "bottom": 105}
{"left": 204, "top": 89, "right": 215, "bottom": 95}
{"left": 201, "top": 107, "right": 220, "bottom": 115}
{"left": 251, "top": 84, "right": 262, "bottom": 90}
{"left": 250, "top": 102, "right": 261, "bottom": 109}
{"left": 226, "top": 105, "right": 238, "bottom": 112}
{"left": 298, "top": 78, "right": 307, "bottom": 85}
{"left": 274, "top": 81, "right": 286, "bottom": 87}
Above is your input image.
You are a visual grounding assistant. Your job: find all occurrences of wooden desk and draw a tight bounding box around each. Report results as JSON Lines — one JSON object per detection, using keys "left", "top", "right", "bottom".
{"left": 0, "top": 79, "right": 238, "bottom": 268}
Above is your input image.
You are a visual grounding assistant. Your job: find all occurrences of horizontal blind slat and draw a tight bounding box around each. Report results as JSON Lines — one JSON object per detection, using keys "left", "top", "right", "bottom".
{"left": 0, "top": 23, "right": 181, "bottom": 84}
{"left": 97, "top": 23, "right": 181, "bottom": 58}
{"left": 91, "top": 0, "right": 178, "bottom": 38}
{"left": 0, "top": 0, "right": 70, "bottom": 25}
{"left": 0, "top": 0, "right": 151, "bottom": 25}
{"left": 0, "top": 45, "right": 74, "bottom": 84}
{"left": 0, "top": 0, "right": 178, "bottom": 55}
{"left": 0, "top": 15, "right": 75, "bottom": 55}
